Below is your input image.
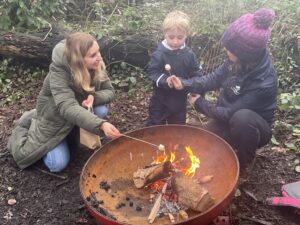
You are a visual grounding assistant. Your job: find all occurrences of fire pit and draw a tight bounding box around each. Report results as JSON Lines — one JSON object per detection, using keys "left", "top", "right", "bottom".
{"left": 80, "top": 125, "right": 239, "bottom": 225}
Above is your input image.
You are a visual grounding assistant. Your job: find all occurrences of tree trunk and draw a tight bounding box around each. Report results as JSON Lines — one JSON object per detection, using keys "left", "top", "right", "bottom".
{"left": 0, "top": 29, "right": 68, "bottom": 67}
{"left": 0, "top": 29, "right": 156, "bottom": 70}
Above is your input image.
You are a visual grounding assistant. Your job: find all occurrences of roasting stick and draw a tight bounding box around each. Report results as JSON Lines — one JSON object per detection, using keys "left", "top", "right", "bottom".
{"left": 122, "top": 134, "right": 165, "bottom": 151}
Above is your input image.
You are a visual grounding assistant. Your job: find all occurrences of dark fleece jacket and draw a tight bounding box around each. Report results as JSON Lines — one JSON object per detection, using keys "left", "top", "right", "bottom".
{"left": 182, "top": 50, "right": 277, "bottom": 124}
{"left": 147, "top": 42, "right": 202, "bottom": 113}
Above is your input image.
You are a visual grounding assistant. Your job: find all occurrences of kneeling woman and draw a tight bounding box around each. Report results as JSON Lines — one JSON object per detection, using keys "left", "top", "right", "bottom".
{"left": 8, "top": 32, "right": 121, "bottom": 172}
{"left": 169, "top": 8, "right": 277, "bottom": 169}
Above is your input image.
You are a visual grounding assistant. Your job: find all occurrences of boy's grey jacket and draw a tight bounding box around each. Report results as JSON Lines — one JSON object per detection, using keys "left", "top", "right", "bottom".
{"left": 7, "top": 40, "right": 115, "bottom": 169}
{"left": 182, "top": 50, "right": 277, "bottom": 124}
{"left": 147, "top": 42, "right": 202, "bottom": 113}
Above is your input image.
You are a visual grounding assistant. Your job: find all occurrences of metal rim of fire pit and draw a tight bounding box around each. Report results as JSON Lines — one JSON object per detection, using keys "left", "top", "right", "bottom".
{"left": 80, "top": 125, "right": 240, "bottom": 225}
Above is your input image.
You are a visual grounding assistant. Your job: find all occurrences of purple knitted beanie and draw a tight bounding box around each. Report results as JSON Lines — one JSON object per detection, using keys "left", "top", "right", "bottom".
{"left": 221, "top": 8, "right": 275, "bottom": 62}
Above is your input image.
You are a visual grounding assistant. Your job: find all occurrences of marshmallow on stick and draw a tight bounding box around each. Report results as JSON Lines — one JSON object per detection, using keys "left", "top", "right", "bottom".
{"left": 165, "top": 64, "right": 172, "bottom": 76}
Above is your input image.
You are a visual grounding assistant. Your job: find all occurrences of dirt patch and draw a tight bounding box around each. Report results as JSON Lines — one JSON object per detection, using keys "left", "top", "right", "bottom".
{"left": 0, "top": 81, "right": 299, "bottom": 225}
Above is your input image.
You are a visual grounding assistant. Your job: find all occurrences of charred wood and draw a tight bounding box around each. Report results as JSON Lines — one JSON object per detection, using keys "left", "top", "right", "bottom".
{"left": 171, "top": 172, "right": 214, "bottom": 212}
{"left": 133, "top": 161, "right": 173, "bottom": 189}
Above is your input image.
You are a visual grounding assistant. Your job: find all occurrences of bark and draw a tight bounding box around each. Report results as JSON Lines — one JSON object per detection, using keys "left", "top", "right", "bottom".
{"left": 171, "top": 172, "right": 214, "bottom": 212}
{"left": 0, "top": 29, "right": 68, "bottom": 67}
{"left": 133, "top": 161, "right": 173, "bottom": 188}
{"left": 0, "top": 29, "right": 156, "bottom": 70}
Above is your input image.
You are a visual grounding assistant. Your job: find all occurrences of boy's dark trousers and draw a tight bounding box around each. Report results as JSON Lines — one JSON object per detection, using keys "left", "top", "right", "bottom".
{"left": 146, "top": 96, "right": 186, "bottom": 126}
{"left": 203, "top": 109, "right": 272, "bottom": 169}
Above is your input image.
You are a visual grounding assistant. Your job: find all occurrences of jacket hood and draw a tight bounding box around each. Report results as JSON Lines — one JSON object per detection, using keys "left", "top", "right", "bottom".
{"left": 51, "top": 39, "right": 71, "bottom": 73}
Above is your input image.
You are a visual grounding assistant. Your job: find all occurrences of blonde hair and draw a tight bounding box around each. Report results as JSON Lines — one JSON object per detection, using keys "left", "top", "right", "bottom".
{"left": 162, "top": 10, "right": 190, "bottom": 34}
{"left": 64, "top": 32, "right": 107, "bottom": 93}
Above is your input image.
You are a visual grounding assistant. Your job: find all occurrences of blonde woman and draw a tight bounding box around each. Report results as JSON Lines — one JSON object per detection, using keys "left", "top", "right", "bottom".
{"left": 8, "top": 32, "right": 121, "bottom": 172}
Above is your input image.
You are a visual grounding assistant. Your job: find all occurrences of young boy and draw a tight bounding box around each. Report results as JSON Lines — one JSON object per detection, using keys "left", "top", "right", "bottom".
{"left": 146, "top": 10, "right": 202, "bottom": 126}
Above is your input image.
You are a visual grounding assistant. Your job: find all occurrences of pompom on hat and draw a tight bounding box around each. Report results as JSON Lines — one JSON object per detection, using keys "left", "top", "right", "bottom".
{"left": 221, "top": 8, "right": 275, "bottom": 62}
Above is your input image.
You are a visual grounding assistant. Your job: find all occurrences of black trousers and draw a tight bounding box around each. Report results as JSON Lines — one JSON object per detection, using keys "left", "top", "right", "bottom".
{"left": 146, "top": 96, "right": 186, "bottom": 126}
{"left": 204, "top": 109, "right": 272, "bottom": 169}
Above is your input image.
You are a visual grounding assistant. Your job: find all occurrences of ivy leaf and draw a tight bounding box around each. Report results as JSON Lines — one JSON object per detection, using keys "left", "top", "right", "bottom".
{"left": 271, "top": 136, "right": 280, "bottom": 146}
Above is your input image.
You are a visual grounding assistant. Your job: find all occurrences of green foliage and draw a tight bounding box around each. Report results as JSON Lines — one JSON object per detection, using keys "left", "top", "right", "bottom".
{"left": 0, "top": 0, "right": 67, "bottom": 31}
{"left": 278, "top": 89, "right": 300, "bottom": 112}
{"left": 109, "top": 62, "right": 150, "bottom": 93}
{"left": 0, "top": 59, "right": 45, "bottom": 104}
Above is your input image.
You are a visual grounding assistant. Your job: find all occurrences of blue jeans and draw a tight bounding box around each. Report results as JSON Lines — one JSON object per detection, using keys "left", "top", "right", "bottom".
{"left": 43, "top": 105, "right": 108, "bottom": 172}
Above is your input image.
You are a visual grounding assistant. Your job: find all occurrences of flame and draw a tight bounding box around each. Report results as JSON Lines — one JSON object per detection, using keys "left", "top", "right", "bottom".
{"left": 154, "top": 146, "right": 200, "bottom": 177}
{"left": 184, "top": 146, "right": 200, "bottom": 177}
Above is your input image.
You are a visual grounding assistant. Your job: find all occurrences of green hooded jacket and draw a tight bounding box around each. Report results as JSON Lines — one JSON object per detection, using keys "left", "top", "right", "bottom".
{"left": 7, "top": 40, "right": 115, "bottom": 169}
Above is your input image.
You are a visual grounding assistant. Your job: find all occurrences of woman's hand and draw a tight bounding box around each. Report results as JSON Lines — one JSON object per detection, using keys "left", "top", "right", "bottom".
{"left": 170, "top": 75, "right": 183, "bottom": 90}
{"left": 188, "top": 93, "right": 201, "bottom": 106}
{"left": 101, "top": 122, "right": 121, "bottom": 139}
{"left": 82, "top": 95, "right": 94, "bottom": 108}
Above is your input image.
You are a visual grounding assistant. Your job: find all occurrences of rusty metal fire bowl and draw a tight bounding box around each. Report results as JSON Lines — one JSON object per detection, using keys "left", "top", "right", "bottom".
{"left": 80, "top": 125, "right": 239, "bottom": 225}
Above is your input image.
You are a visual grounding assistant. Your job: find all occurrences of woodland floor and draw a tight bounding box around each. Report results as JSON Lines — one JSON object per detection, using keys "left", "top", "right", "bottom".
{"left": 0, "top": 76, "right": 299, "bottom": 225}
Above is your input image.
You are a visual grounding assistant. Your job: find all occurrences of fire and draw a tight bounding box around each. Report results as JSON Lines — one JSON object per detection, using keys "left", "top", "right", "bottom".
{"left": 184, "top": 146, "right": 200, "bottom": 177}
{"left": 154, "top": 145, "right": 200, "bottom": 177}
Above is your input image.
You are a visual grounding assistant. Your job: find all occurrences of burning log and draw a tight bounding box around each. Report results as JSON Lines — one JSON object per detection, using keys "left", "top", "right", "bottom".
{"left": 133, "top": 161, "right": 173, "bottom": 189}
{"left": 171, "top": 172, "right": 214, "bottom": 212}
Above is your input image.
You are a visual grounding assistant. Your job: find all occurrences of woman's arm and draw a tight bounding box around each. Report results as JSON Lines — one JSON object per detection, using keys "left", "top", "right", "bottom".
{"left": 93, "top": 77, "right": 115, "bottom": 106}
{"left": 49, "top": 66, "right": 105, "bottom": 134}
{"left": 181, "top": 60, "right": 232, "bottom": 93}
{"left": 192, "top": 88, "right": 268, "bottom": 122}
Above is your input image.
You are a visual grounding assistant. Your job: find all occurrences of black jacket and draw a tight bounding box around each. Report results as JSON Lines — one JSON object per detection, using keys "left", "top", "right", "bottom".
{"left": 147, "top": 42, "right": 202, "bottom": 112}
{"left": 182, "top": 50, "right": 278, "bottom": 124}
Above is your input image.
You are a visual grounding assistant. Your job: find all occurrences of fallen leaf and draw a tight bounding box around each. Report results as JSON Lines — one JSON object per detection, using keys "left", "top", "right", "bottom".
{"left": 7, "top": 198, "right": 17, "bottom": 205}
{"left": 295, "top": 165, "right": 300, "bottom": 173}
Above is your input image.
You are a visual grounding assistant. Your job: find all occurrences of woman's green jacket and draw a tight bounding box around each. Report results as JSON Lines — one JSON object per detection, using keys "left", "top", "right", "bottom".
{"left": 7, "top": 40, "right": 115, "bottom": 169}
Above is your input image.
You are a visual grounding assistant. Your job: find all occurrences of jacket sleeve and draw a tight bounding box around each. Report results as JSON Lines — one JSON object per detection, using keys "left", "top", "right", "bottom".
{"left": 49, "top": 65, "right": 105, "bottom": 134}
{"left": 147, "top": 51, "right": 170, "bottom": 89}
{"left": 194, "top": 88, "right": 268, "bottom": 122}
{"left": 93, "top": 76, "right": 115, "bottom": 106}
{"left": 181, "top": 60, "right": 232, "bottom": 93}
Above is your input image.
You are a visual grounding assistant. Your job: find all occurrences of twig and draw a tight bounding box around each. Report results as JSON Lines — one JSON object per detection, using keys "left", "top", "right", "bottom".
{"left": 0, "top": 152, "right": 8, "bottom": 158}
{"left": 189, "top": 101, "right": 203, "bottom": 126}
{"left": 56, "top": 177, "right": 70, "bottom": 187}
{"left": 34, "top": 166, "right": 68, "bottom": 180}
{"left": 41, "top": 22, "right": 52, "bottom": 41}
{"left": 238, "top": 215, "right": 272, "bottom": 225}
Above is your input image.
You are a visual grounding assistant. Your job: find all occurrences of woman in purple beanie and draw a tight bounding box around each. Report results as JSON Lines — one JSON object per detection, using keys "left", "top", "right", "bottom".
{"left": 169, "top": 8, "right": 278, "bottom": 169}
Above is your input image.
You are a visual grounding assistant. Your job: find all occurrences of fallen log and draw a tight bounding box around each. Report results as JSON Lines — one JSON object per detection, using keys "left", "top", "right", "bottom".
{"left": 171, "top": 172, "right": 214, "bottom": 212}
{"left": 0, "top": 29, "right": 155, "bottom": 69}
{"left": 133, "top": 161, "right": 173, "bottom": 188}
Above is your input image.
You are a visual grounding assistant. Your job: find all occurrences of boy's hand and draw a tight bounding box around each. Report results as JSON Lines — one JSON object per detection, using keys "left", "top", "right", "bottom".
{"left": 170, "top": 75, "right": 183, "bottom": 90}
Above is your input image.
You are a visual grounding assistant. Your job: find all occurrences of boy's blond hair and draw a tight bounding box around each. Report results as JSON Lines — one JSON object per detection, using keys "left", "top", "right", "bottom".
{"left": 162, "top": 10, "right": 190, "bottom": 34}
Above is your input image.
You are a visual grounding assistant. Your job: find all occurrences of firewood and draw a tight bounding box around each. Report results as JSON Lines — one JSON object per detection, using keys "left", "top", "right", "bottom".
{"left": 178, "top": 210, "right": 189, "bottom": 220}
{"left": 148, "top": 183, "right": 168, "bottom": 224}
{"left": 171, "top": 172, "right": 214, "bottom": 212}
{"left": 148, "top": 193, "right": 162, "bottom": 224}
{"left": 133, "top": 161, "right": 172, "bottom": 188}
{"left": 168, "top": 213, "right": 175, "bottom": 223}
